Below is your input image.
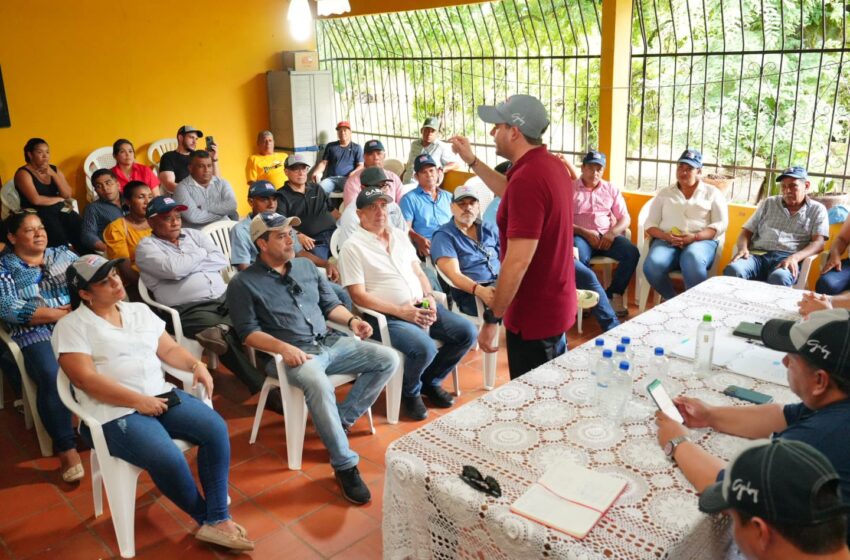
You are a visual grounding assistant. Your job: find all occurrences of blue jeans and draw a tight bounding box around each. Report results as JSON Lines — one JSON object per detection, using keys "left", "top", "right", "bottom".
{"left": 21, "top": 340, "right": 76, "bottom": 453}
{"left": 380, "top": 304, "right": 477, "bottom": 397}
{"left": 574, "top": 235, "right": 640, "bottom": 296}
{"left": 308, "top": 228, "right": 335, "bottom": 261}
{"left": 81, "top": 390, "right": 231, "bottom": 526}
{"left": 816, "top": 258, "right": 850, "bottom": 294}
{"left": 575, "top": 260, "right": 619, "bottom": 332}
{"left": 268, "top": 335, "right": 398, "bottom": 471}
{"left": 643, "top": 239, "right": 719, "bottom": 300}
{"left": 723, "top": 251, "right": 795, "bottom": 286}
{"left": 319, "top": 176, "right": 347, "bottom": 195}
{"left": 330, "top": 282, "right": 353, "bottom": 311}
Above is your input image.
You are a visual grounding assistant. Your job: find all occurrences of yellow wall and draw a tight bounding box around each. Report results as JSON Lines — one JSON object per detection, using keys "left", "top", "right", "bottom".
{"left": 0, "top": 0, "right": 313, "bottom": 214}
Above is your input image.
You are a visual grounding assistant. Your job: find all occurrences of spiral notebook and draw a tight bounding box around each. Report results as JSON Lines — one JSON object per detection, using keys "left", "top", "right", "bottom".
{"left": 511, "top": 460, "right": 628, "bottom": 539}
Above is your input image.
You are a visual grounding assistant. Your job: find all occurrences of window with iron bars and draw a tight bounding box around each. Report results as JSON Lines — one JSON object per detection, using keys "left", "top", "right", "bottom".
{"left": 628, "top": 0, "right": 850, "bottom": 202}
{"left": 317, "top": 0, "right": 603, "bottom": 171}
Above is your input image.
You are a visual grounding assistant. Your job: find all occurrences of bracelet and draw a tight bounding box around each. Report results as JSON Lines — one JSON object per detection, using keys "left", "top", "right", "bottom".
{"left": 191, "top": 361, "right": 204, "bottom": 372}
{"left": 472, "top": 283, "right": 479, "bottom": 296}
{"left": 469, "top": 156, "right": 479, "bottom": 168}
{"left": 347, "top": 316, "right": 359, "bottom": 329}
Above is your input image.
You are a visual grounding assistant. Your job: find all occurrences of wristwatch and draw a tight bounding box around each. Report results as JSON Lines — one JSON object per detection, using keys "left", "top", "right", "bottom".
{"left": 664, "top": 435, "right": 690, "bottom": 461}
{"left": 327, "top": 256, "right": 338, "bottom": 265}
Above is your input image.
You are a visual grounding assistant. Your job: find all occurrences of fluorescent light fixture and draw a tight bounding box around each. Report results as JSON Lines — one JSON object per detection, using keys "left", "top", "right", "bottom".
{"left": 316, "top": 0, "right": 351, "bottom": 16}
{"left": 287, "top": 0, "right": 313, "bottom": 42}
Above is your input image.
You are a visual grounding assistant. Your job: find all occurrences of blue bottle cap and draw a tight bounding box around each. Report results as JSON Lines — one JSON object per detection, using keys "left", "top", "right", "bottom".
{"left": 619, "top": 361, "right": 630, "bottom": 370}
{"left": 616, "top": 344, "right": 626, "bottom": 353}
{"left": 595, "top": 338, "right": 605, "bottom": 347}
{"left": 621, "top": 336, "right": 631, "bottom": 344}
{"left": 602, "top": 349, "right": 613, "bottom": 358}
{"left": 654, "top": 347, "right": 664, "bottom": 356}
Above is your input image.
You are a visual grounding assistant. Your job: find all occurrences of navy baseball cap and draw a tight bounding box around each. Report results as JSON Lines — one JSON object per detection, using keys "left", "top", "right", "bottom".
{"left": 364, "top": 139, "right": 385, "bottom": 153}
{"left": 146, "top": 195, "right": 188, "bottom": 218}
{"left": 248, "top": 180, "right": 277, "bottom": 198}
{"left": 582, "top": 150, "right": 606, "bottom": 167}
{"left": 677, "top": 149, "right": 703, "bottom": 169}
{"left": 413, "top": 154, "right": 438, "bottom": 173}
{"left": 477, "top": 95, "right": 549, "bottom": 140}
{"left": 776, "top": 166, "right": 809, "bottom": 182}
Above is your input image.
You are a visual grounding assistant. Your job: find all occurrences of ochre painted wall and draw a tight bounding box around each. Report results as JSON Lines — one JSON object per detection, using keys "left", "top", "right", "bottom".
{"left": 0, "top": 0, "right": 314, "bottom": 214}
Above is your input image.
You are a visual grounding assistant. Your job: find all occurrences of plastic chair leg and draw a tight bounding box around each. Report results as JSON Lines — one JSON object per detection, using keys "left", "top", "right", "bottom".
{"left": 366, "top": 408, "right": 375, "bottom": 434}
{"left": 577, "top": 309, "right": 584, "bottom": 334}
{"left": 639, "top": 277, "right": 652, "bottom": 312}
{"left": 384, "top": 364, "right": 403, "bottom": 425}
{"left": 249, "top": 378, "right": 275, "bottom": 444}
{"left": 283, "top": 387, "right": 308, "bottom": 470}
{"left": 91, "top": 451, "right": 104, "bottom": 517}
{"left": 21, "top": 371, "right": 52, "bottom": 457}
{"left": 483, "top": 351, "right": 497, "bottom": 390}
{"left": 100, "top": 458, "right": 143, "bottom": 558}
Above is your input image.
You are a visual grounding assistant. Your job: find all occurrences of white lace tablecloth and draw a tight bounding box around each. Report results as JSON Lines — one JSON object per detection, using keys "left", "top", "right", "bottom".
{"left": 383, "top": 276, "right": 800, "bottom": 560}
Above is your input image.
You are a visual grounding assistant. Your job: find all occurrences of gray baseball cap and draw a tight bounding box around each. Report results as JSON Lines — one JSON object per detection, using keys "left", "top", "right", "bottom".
{"left": 67, "top": 254, "right": 126, "bottom": 291}
{"left": 422, "top": 117, "right": 441, "bottom": 130}
{"left": 285, "top": 153, "right": 310, "bottom": 168}
{"left": 250, "top": 212, "right": 302, "bottom": 242}
{"left": 477, "top": 95, "right": 549, "bottom": 140}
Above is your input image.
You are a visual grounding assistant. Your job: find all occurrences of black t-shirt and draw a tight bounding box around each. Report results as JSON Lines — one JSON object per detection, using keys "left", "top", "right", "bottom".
{"left": 159, "top": 151, "right": 192, "bottom": 183}
{"left": 277, "top": 182, "right": 336, "bottom": 238}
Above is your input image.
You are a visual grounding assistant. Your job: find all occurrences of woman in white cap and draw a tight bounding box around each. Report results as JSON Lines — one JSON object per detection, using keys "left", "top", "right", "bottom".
{"left": 52, "top": 254, "right": 254, "bottom": 552}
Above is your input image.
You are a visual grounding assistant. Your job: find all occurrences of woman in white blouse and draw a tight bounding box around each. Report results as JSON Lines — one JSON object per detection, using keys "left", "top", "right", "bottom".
{"left": 642, "top": 149, "right": 729, "bottom": 300}
{"left": 51, "top": 255, "right": 253, "bottom": 552}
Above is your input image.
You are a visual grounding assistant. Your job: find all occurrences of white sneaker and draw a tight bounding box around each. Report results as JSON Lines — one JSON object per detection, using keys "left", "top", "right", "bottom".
{"left": 611, "top": 294, "right": 628, "bottom": 317}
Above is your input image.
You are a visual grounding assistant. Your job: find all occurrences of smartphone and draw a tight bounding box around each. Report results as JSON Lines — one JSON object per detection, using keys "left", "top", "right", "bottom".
{"left": 155, "top": 389, "right": 181, "bottom": 408}
{"left": 205, "top": 135, "right": 215, "bottom": 149}
{"left": 723, "top": 385, "right": 773, "bottom": 405}
{"left": 647, "top": 379, "right": 685, "bottom": 424}
{"left": 733, "top": 321, "right": 763, "bottom": 340}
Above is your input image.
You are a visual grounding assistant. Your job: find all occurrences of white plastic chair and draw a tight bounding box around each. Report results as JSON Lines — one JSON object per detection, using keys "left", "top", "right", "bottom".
{"left": 247, "top": 321, "right": 377, "bottom": 471}
{"left": 57, "top": 366, "right": 208, "bottom": 559}
{"left": 383, "top": 158, "right": 405, "bottom": 179}
{"left": 433, "top": 265, "right": 497, "bottom": 390}
{"left": 83, "top": 147, "right": 117, "bottom": 202}
{"left": 147, "top": 139, "right": 178, "bottom": 173}
{"left": 1, "top": 178, "right": 21, "bottom": 219}
{"left": 793, "top": 254, "right": 818, "bottom": 290}
{"left": 0, "top": 321, "right": 52, "bottom": 456}
{"left": 201, "top": 220, "right": 237, "bottom": 282}
{"left": 137, "top": 278, "right": 217, "bottom": 370}
{"left": 636, "top": 199, "right": 725, "bottom": 311}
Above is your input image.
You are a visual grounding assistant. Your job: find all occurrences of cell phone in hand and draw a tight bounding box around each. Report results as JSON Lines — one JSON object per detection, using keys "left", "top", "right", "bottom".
{"left": 723, "top": 385, "right": 773, "bottom": 405}
{"left": 155, "top": 389, "right": 181, "bottom": 408}
{"left": 647, "top": 379, "right": 684, "bottom": 423}
{"left": 205, "top": 135, "right": 215, "bottom": 149}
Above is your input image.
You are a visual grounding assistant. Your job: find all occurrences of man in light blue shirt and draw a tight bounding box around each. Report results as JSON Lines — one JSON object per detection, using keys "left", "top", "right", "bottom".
{"left": 400, "top": 154, "right": 453, "bottom": 258}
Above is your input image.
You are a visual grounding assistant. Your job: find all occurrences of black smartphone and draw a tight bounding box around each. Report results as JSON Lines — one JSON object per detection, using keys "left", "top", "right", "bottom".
{"left": 723, "top": 385, "right": 773, "bottom": 405}
{"left": 733, "top": 321, "right": 763, "bottom": 340}
{"left": 155, "top": 389, "right": 181, "bottom": 408}
{"left": 205, "top": 135, "right": 215, "bottom": 149}
{"left": 647, "top": 379, "right": 684, "bottom": 423}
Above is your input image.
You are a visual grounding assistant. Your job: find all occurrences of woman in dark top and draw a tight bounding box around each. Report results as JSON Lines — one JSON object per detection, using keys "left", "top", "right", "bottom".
{"left": 13, "top": 138, "right": 83, "bottom": 248}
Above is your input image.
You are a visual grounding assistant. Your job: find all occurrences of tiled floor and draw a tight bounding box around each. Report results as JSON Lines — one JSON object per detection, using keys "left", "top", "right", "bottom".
{"left": 0, "top": 311, "right": 617, "bottom": 559}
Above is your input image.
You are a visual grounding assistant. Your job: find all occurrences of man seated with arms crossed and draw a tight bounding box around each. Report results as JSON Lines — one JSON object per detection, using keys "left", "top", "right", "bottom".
{"left": 698, "top": 439, "right": 850, "bottom": 559}
{"left": 572, "top": 150, "right": 639, "bottom": 317}
{"left": 135, "top": 196, "right": 273, "bottom": 410}
{"left": 402, "top": 117, "right": 459, "bottom": 183}
{"left": 311, "top": 121, "right": 364, "bottom": 195}
{"left": 725, "top": 166, "right": 827, "bottom": 286}
{"left": 158, "top": 125, "right": 220, "bottom": 194}
{"left": 400, "top": 154, "right": 453, "bottom": 259}
{"left": 655, "top": 309, "right": 850, "bottom": 539}
{"left": 336, "top": 167, "right": 407, "bottom": 248}
{"left": 245, "top": 130, "right": 287, "bottom": 188}
{"left": 342, "top": 140, "right": 405, "bottom": 207}
{"left": 339, "top": 187, "right": 477, "bottom": 421}
{"left": 226, "top": 212, "right": 398, "bottom": 505}
{"left": 81, "top": 169, "right": 124, "bottom": 253}
{"left": 174, "top": 150, "right": 239, "bottom": 229}
{"left": 229, "top": 180, "right": 352, "bottom": 308}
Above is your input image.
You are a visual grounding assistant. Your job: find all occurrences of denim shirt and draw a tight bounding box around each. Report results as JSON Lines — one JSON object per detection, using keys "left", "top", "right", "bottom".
{"left": 226, "top": 257, "right": 342, "bottom": 350}
{"left": 430, "top": 219, "right": 500, "bottom": 283}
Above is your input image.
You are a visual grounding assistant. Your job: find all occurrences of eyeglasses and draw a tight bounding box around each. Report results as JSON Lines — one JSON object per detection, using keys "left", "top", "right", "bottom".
{"left": 460, "top": 465, "right": 501, "bottom": 498}
{"left": 281, "top": 274, "right": 303, "bottom": 296}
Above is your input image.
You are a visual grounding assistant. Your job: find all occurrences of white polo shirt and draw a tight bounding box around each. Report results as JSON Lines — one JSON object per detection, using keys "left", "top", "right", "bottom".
{"left": 338, "top": 226, "right": 424, "bottom": 306}
{"left": 52, "top": 302, "right": 171, "bottom": 424}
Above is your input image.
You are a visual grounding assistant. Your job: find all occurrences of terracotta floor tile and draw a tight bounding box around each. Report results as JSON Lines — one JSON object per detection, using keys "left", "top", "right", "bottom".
{"left": 133, "top": 531, "right": 231, "bottom": 560}
{"left": 250, "top": 527, "right": 323, "bottom": 560}
{"left": 89, "top": 500, "right": 186, "bottom": 554}
{"left": 227, "top": 498, "right": 284, "bottom": 541}
{"left": 252, "top": 474, "right": 338, "bottom": 526}
{"left": 228, "top": 451, "right": 301, "bottom": 498}
{"left": 349, "top": 430, "right": 404, "bottom": 467}
{"left": 23, "top": 529, "right": 112, "bottom": 560}
{"left": 330, "top": 527, "right": 383, "bottom": 560}
{"left": 2, "top": 502, "right": 84, "bottom": 558}
{"left": 289, "top": 498, "right": 379, "bottom": 558}
{"left": 357, "top": 476, "right": 385, "bottom": 523}
{"left": 0, "top": 482, "right": 64, "bottom": 528}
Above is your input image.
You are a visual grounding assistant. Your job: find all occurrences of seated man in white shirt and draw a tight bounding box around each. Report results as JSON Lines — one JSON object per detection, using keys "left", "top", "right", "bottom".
{"left": 174, "top": 150, "right": 239, "bottom": 229}
{"left": 402, "top": 117, "right": 459, "bottom": 183}
{"left": 338, "top": 187, "right": 477, "bottom": 421}
{"left": 336, "top": 167, "right": 407, "bottom": 248}
{"left": 135, "top": 196, "right": 272, "bottom": 409}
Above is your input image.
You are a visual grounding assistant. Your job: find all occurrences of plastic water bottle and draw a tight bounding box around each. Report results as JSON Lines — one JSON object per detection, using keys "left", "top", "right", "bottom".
{"left": 598, "top": 361, "right": 632, "bottom": 424}
{"left": 614, "top": 344, "right": 628, "bottom": 366}
{"left": 620, "top": 336, "right": 634, "bottom": 363}
{"left": 650, "top": 347, "right": 669, "bottom": 387}
{"left": 695, "top": 314, "right": 716, "bottom": 378}
{"left": 594, "top": 338, "right": 605, "bottom": 351}
{"left": 592, "top": 349, "right": 615, "bottom": 406}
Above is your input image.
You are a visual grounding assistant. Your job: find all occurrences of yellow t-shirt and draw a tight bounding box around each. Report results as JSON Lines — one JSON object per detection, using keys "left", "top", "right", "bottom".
{"left": 246, "top": 153, "right": 289, "bottom": 188}
{"left": 103, "top": 217, "right": 152, "bottom": 272}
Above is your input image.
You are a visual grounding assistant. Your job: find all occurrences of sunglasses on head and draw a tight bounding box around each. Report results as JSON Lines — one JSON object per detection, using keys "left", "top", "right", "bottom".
{"left": 460, "top": 465, "right": 502, "bottom": 498}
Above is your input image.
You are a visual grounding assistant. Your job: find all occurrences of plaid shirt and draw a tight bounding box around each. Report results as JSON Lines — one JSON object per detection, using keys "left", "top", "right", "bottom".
{"left": 744, "top": 196, "right": 829, "bottom": 253}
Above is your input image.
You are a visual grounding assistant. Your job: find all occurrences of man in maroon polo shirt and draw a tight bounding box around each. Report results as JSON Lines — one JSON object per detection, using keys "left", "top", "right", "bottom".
{"left": 450, "top": 95, "right": 576, "bottom": 378}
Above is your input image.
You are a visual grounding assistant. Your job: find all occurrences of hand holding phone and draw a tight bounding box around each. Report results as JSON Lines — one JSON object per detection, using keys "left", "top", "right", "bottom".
{"left": 155, "top": 389, "right": 181, "bottom": 408}
{"left": 205, "top": 135, "right": 216, "bottom": 150}
{"left": 647, "top": 379, "right": 685, "bottom": 424}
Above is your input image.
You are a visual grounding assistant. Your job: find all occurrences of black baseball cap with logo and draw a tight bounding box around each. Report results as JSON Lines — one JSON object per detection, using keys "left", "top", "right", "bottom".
{"left": 356, "top": 187, "right": 393, "bottom": 209}
{"left": 699, "top": 439, "right": 849, "bottom": 524}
